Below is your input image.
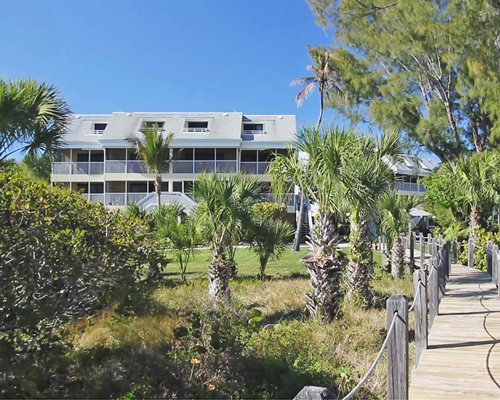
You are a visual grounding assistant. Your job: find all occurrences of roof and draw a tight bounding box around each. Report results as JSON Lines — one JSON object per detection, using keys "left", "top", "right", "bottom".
{"left": 62, "top": 112, "right": 296, "bottom": 149}
{"left": 383, "top": 154, "right": 439, "bottom": 176}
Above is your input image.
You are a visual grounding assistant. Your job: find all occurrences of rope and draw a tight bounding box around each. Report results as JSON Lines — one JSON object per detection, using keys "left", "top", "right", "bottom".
{"left": 342, "top": 312, "right": 399, "bottom": 400}
{"left": 407, "top": 281, "right": 423, "bottom": 313}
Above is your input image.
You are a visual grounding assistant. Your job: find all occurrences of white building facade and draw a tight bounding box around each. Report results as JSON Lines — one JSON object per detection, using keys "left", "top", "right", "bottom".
{"left": 51, "top": 112, "right": 296, "bottom": 211}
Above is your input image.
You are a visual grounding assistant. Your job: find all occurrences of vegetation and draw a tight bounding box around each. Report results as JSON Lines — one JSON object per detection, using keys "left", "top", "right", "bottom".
{"left": 194, "top": 173, "right": 263, "bottom": 301}
{"left": 307, "top": 0, "right": 500, "bottom": 160}
{"left": 0, "top": 79, "right": 71, "bottom": 161}
{"left": 0, "top": 168, "right": 158, "bottom": 395}
{"left": 379, "top": 192, "right": 420, "bottom": 278}
{"left": 128, "top": 127, "right": 174, "bottom": 207}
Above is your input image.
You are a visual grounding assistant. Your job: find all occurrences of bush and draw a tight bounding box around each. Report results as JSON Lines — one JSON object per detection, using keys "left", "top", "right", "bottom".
{"left": 458, "top": 227, "right": 500, "bottom": 271}
{"left": 0, "top": 169, "right": 157, "bottom": 395}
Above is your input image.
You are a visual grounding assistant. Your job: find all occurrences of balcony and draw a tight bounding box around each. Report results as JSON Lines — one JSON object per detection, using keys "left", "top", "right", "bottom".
{"left": 85, "top": 130, "right": 105, "bottom": 135}
{"left": 262, "top": 193, "right": 296, "bottom": 207}
{"left": 243, "top": 130, "right": 265, "bottom": 135}
{"left": 172, "top": 160, "right": 237, "bottom": 174}
{"left": 183, "top": 127, "right": 208, "bottom": 133}
{"left": 240, "top": 162, "right": 271, "bottom": 175}
{"left": 52, "top": 162, "right": 104, "bottom": 175}
{"left": 395, "top": 182, "right": 426, "bottom": 193}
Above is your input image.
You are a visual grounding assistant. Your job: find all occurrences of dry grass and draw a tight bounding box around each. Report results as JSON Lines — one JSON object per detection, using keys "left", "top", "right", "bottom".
{"left": 71, "top": 264, "right": 413, "bottom": 398}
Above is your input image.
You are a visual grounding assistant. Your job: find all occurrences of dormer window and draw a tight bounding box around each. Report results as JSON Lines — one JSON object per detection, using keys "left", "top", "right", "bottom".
{"left": 142, "top": 121, "right": 164, "bottom": 129}
{"left": 86, "top": 123, "right": 107, "bottom": 135}
{"left": 184, "top": 121, "right": 208, "bottom": 132}
{"left": 243, "top": 123, "right": 264, "bottom": 134}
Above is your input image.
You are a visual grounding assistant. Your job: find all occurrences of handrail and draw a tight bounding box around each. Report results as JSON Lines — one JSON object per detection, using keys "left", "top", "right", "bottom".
{"left": 342, "top": 312, "right": 399, "bottom": 400}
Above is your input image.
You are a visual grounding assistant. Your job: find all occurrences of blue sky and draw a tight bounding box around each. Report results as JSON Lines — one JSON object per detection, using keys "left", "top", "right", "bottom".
{"left": 0, "top": 0, "right": 342, "bottom": 127}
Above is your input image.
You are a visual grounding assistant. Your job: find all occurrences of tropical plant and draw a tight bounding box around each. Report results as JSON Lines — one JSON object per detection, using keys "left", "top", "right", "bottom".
{"left": 195, "top": 174, "right": 263, "bottom": 301}
{"left": 21, "top": 152, "right": 53, "bottom": 181}
{"left": 379, "top": 192, "right": 421, "bottom": 278}
{"left": 250, "top": 216, "right": 294, "bottom": 280}
{"left": 271, "top": 126, "right": 348, "bottom": 320}
{"left": 128, "top": 128, "right": 174, "bottom": 207}
{"left": 290, "top": 47, "right": 345, "bottom": 251}
{"left": 427, "top": 152, "right": 500, "bottom": 238}
{"left": 154, "top": 204, "right": 199, "bottom": 282}
{"left": 0, "top": 79, "right": 71, "bottom": 160}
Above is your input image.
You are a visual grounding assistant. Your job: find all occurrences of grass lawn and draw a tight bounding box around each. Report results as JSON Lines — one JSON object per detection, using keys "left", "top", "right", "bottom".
{"left": 164, "top": 246, "right": 383, "bottom": 279}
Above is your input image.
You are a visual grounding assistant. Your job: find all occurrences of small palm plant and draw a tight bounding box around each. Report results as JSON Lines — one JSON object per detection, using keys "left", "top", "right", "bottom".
{"left": 195, "top": 174, "right": 262, "bottom": 301}
{"left": 128, "top": 128, "right": 174, "bottom": 207}
{"left": 250, "top": 218, "right": 294, "bottom": 280}
{"left": 379, "top": 192, "right": 420, "bottom": 278}
{"left": 154, "top": 204, "right": 198, "bottom": 282}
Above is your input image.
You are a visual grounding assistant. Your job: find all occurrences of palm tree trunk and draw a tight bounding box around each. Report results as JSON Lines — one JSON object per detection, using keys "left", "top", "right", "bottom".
{"left": 347, "top": 207, "right": 374, "bottom": 304}
{"left": 208, "top": 246, "right": 231, "bottom": 302}
{"left": 316, "top": 88, "right": 324, "bottom": 130}
{"left": 470, "top": 205, "right": 481, "bottom": 239}
{"left": 155, "top": 173, "right": 162, "bottom": 207}
{"left": 302, "top": 211, "right": 345, "bottom": 320}
{"left": 390, "top": 235, "right": 405, "bottom": 279}
{"left": 293, "top": 193, "right": 306, "bottom": 251}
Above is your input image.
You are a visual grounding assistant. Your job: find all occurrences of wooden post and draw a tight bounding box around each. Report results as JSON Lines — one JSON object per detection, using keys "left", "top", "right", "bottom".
{"left": 413, "top": 270, "right": 428, "bottom": 366}
{"left": 428, "top": 256, "right": 439, "bottom": 327}
{"left": 387, "top": 295, "right": 409, "bottom": 400}
{"left": 452, "top": 237, "right": 458, "bottom": 264}
{"left": 487, "top": 240, "right": 493, "bottom": 277}
{"left": 494, "top": 245, "right": 500, "bottom": 293}
{"left": 437, "top": 244, "right": 446, "bottom": 300}
{"left": 468, "top": 238, "right": 474, "bottom": 269}
{"left": 409, "top": 232, "right": 415, "bottom": 273}
{"left": 445, "top": 242, "right": 451, "bottom": 281}
{"left": 420, "top": 233, "right": 425, "bottom": 270}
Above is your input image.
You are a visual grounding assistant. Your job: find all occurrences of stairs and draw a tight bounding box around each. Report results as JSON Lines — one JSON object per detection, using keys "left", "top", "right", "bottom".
{"left": 136, "top": 192, "right": 198, "bottom": 214}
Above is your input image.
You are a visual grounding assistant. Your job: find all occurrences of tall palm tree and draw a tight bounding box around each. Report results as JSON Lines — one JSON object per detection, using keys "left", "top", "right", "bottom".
{"left": 343, "top": 132, "right": 405, "bottom": 303}
{"left": 440, "top": 152, "right": 500, "bottom": 238}
{"left": 195, "top": 174, "right": 263, "bottom": 301}
{"left": 0, "top": 79, "right": 70, "bottom": 161}
{"left": 128, "top": 128, "right": 174, "bottom": 207}
{"left": 379, "top": 192, "right": 421, "bottom": 278}
{"left": 271, "top": 126, "right": 349, "bottom": 320}
{"left": 290, "top": 47, "right": 344, "bottom": 251}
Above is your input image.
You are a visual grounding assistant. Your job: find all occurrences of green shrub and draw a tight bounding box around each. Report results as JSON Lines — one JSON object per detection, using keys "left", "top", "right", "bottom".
{"left": 458, "top": 227, "right": 500, "bottom": 271}
{"left": 0, "top": 169, "right": 158, "bottom": 395}
{"left": 251, "top": 201, "right": 287, "bottom": 221}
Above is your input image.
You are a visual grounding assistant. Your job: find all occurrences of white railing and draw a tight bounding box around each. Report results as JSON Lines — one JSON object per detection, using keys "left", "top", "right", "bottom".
{"left": 85, "top": 130, "right": 105, "bottom": 135}
{"left": 105, "top": 193, "right": 126, "bottom": 206}
{"left": 172, "top": 160, "right": 194, "bottom": 173}
{"left": 183, "top": 127, "right": 208, "bottom": 132}
{"left": 171, "top": 160, "right": 237, "bottom": 174}
{"left": 127, "top": 193, "right": 148, "bottom": 204}
{"left": 137, "top": 192, "right": 198, "bottom": 214}
{"left": 243, "top": 130, "right": 265, "bottom": 135}
{"left": 215, "top": 160, "right": 238, "bottom": 173}
{"left": 52, "top": 162, "right": 104, "bottom": 175}
{"left": 263, "top": 193, "right": 296, "bottom": 207}
{"left": 88, "top": 194, "right": 105, "bottom": 203}
{"left": 395, "top": 182, "right": 426, "bottom": 193}
{"left": 240, "top": 162, "right": 271, "bottom": 175}
{"left": 105, "top": 160, "right": 127, "bottom": 173}
{"left": 127, "top": 160, "right": 148, "bottom": 173}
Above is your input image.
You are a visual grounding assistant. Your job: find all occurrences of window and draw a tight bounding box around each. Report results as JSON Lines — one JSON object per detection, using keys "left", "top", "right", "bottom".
{"left": 173, "top": 181, "right": 183, "bottom": 192}
{"left": 185, "top": 121, "right": 208, "bottom": 132}
{"left": 94, "top": 123, "right": 107, "bottom": 131}
{"left": 89, "top": 183, "right": 104, "bottom": 194}
{"left": 243, "top": 123, "right": 264, "bottom": 134}
{"left": 143, "top": 121, "right": 164, "bottom": 129}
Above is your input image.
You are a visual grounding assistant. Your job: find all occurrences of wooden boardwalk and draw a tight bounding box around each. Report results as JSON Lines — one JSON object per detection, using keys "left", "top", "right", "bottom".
{"left": 410, "top": 264, "right": 500, "bottom": 399}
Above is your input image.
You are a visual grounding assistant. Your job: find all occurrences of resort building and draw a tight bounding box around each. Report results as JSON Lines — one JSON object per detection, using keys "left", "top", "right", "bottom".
{"left": 51, "top": 112, "right": 296, "bottom": 212}
{"left": 386, "top": 154, "right": 439, "bottom": 195}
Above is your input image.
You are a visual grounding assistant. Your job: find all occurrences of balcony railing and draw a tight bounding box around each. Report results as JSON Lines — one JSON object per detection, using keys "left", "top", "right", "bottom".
{"left": 85, "top": 130, "right": 105, "bottom": 135}
{"left": 127, "top": 193, "right": 148, "bottom": 204}
{"left": 243, "top": 130, "right": 265, "bottom": 135}
{"left": 240, "top": 162, "right": 271, "bottom": 175}
{"left": 263, "top": 193, "right": 296, "bottom": 207}
{"left": 172, "top": 160, "right": 237, "bottom": 174}
{"left": 183, "top": 127, "right": 208, "bottom": 132}
{"left": 52, "top": 162, "right": 104, "bottom": 175}
{"left": 395, "top": 182, "right": 426, "bottom": 193}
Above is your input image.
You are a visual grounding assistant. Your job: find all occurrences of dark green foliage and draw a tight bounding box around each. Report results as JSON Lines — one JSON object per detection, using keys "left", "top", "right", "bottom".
{"left": 0, "top": 169, "right": 157, "bottom": 395}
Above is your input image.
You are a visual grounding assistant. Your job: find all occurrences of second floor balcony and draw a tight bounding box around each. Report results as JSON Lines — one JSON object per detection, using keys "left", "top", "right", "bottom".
{"left": 395, "top": 182, "right": 426, "bottom": 193}
{"left": 52, "top": 160, "right": 272, "bottom": 175}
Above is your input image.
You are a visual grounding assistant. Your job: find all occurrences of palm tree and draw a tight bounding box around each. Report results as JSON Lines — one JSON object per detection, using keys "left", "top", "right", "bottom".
{"left": 154, "top": 204, "right": 198, "bottom": 282}
{"left": 379, "top": 192, "right": 421, "bottom": 278}
{"left": 290, "top": 47, "right": 344, "bottom": 251}
{"left": 0, "top": 79, "right": 71, "bottom": 161}
{"left": 440, "top": 152, "right": 500, "bottom": 238}
{"left": 128, "top": 128, "right": 174, "bottom": 207}
{"left": 250, "top": 218, "right": 294, "bottom": 280}
{"left": 270, "top": 126, "right": 349, "bottom": 320}
{"left": 195, "top": 174, "right": 263, "bottom": 301}
{"left": 343, "top": 132, "right": 405, "bottom": 303}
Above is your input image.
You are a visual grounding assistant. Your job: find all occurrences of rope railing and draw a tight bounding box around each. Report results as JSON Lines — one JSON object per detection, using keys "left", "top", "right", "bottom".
{"left": 342, "top": 312, "right": 399, "bottom": 400}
